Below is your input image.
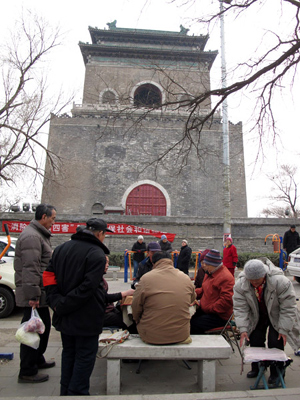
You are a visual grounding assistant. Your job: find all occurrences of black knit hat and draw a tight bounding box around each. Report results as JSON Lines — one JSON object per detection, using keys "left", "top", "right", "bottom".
{"left": 203, "top": 249, "right": 222, "bottom": 267}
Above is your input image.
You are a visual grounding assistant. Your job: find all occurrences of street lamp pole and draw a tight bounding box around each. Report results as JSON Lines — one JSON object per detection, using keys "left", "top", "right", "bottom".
{"left": 220, "top": 0, "right": 231, "bottom": 239}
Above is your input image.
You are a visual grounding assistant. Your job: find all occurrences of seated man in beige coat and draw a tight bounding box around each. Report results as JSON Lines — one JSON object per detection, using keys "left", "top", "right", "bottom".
{"left": 132, "top": 251, "right": 196, "bottom": 344}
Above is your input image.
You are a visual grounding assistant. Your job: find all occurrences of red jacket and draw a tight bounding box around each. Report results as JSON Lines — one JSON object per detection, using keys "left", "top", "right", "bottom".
{"left": 195, "top": 264, "right": 234, "bottom": 320}
{"left": 223, "top": 244, "right": 238, "bottom": 270}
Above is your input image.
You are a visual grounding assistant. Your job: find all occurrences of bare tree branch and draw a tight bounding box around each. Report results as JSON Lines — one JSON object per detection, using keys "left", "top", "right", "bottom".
{"left": 0, "top": 10, "right": 73, "bottom": 196}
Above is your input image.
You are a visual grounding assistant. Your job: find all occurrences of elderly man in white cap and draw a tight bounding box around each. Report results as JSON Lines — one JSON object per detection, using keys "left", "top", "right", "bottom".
{"left": 233, "top": 258, "right": 300, "bottom": 385}
{"left": 131, "top": 235, "right": 146, "bottom": 278}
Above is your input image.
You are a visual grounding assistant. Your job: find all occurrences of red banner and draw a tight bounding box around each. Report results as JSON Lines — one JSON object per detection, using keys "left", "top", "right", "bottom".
{"left": 1, "top": 221, "right": 176, "bottom": 242}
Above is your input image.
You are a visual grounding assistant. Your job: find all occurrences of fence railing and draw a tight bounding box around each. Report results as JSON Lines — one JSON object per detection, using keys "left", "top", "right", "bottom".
{"left": 123, "top": 250, "right": 203, "bottom": 282}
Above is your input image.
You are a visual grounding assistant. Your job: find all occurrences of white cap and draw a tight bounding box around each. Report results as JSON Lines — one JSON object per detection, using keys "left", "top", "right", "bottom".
{"left": 138, "top": 235, "right": 144, "bottom": 241}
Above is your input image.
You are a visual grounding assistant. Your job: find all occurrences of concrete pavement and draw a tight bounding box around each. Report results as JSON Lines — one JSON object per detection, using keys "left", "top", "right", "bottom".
{"left": 1, "top": 277, "right": 300, "bottom": 400}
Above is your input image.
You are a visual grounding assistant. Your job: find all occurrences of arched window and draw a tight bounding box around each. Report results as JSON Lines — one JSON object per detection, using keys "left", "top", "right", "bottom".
{"left": 125, "top": 184, "right": 166, "bottom": 216}
{"left": 134, "top": 84, "right": 162, "bottom": 108}
{"left": 91, "top": 202, "right": 104, "bottom": 214}
{"left": 101, "top": 90, "right": 117, "bottom": 105}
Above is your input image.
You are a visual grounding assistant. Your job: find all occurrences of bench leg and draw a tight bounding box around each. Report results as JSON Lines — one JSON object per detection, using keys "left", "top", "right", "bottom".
{"left": 197, "top": 359, "right": 216, "bottom": 392}
{"left": 106, "top": 359, "right": 120, "bottom": 395}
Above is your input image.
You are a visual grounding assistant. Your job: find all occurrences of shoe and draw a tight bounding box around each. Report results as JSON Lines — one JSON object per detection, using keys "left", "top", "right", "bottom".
{"left": 268, "top": 375, "right": 278, "bottom": 385}
{"left": 18, "top": 373, "right": 49, "bottom": 383}
{"left": 247, "top": 370, "right": 259, "bottom": 378}
{"left": 38, "top": 360, "right": 56, "bottom": 369}
{"left": 122, "top": 359, "right": 139, "bottom": 363}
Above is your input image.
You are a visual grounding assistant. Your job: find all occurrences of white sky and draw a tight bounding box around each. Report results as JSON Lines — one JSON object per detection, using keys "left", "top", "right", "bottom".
{"left": 1, "top": 0, "right": 300, "bottom": 217}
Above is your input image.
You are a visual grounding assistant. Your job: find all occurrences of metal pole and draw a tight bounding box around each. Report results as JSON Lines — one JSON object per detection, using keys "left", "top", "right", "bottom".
{"left": 220, "top": 0, "right": 231, "bottom": 238}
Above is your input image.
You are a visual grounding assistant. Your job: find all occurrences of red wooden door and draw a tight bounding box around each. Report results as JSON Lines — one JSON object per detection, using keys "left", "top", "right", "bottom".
{"left": 126, "top": 184, "right": 166, "bottom": 216}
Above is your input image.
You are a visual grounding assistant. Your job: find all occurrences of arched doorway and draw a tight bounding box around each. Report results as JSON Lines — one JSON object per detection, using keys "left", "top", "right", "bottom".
{"left": 125, "top": 184, "right": 167, "bottom": 216}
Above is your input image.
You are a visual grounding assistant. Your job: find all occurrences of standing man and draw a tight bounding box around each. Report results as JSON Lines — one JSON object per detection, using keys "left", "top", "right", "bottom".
{"left": 177, "top": 239, "right": 192, "bottom": 275}
{"left": 158, "top": 234, "right": 173, "bottom": 253}
{"left": 132, "top": 251, "right": 196, "bottom": 344}
{"left": 14, "top": 204, "right": 57, "bottom": 383}
{"left": 131, "top": 241, "right": 161, "bottom": 288}
{"left": 283, "top": 224, "right": 300, "bottom": 257}
{"left": 43, "top": 218, "right": 113, "bottom": 396}
{"left": 131, "top": 235, "right": 146, "bottom": 278}
{"left": 234, "top": 258, "right": 300, "bottom": 384}
{"left": 223, "top": 237, "right": 238, "bottom": 276}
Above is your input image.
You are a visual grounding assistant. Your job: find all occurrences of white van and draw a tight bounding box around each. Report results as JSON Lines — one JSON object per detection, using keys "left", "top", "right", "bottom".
{"left": 287, "top": 247, "right": 300, "bottom": 283}
{"left": 0, "top": 237, "right": 17, "bottom": 317}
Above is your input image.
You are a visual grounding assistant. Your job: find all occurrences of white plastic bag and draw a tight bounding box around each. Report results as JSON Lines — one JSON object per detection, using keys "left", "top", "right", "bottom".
{"left": 24, "top": 308, "right": 45, "bottom": 334}
{"left": 15, "top": 325, "right": 40, "bottom": 349}
{"left": 15, "top": 308, "right": 45, "bottom": 349}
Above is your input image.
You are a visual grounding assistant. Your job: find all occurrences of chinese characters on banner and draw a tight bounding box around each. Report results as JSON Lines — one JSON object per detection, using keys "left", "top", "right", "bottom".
{"left": 2, "top": 221, "right": 176, "bottom": 242}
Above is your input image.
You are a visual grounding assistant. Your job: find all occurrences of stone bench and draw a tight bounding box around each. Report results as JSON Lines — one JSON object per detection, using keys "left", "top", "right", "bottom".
{"left": 106, "top": 266, "right": 120, "bottom": 280}
{"left": 98, "top": 334, "right": 231, "bottom": 395}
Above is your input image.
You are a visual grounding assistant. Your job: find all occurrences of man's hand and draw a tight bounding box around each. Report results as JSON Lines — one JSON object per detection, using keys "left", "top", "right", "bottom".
{"left": 122, "top": 289, "right": 135, "bottom": 297}
{"left": 239, "top": 331, "right": 249, "bottom": 347}
{"left": 278, "top": 333, "right": 287, "bottom": 346}
{"left": 29, "top": 300, "right": 40, "bottom": 309}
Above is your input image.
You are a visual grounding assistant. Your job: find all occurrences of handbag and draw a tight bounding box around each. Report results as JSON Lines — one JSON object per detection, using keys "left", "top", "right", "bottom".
{"left": 98, "top": 330, "right": 130, "bottom": 358}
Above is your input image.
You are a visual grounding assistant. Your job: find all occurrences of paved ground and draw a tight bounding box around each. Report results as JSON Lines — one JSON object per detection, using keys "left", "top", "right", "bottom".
{"left": 1, "top": 274, "right": 300, "bottom": 400}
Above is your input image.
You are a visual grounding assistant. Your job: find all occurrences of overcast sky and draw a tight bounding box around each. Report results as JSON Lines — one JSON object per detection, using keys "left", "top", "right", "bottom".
{"left": 2, "top": 0, "right": 300, "bottom": 218}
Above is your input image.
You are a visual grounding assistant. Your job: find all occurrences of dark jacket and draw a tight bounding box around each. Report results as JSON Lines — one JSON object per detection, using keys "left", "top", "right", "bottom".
{"left": 131, "top": 257, "right": 153, "bottom": 288}
{"left": 177, "top": 245, "right": 192, "bottom": 275}
{"left": 14, "top": 219, "right": 53, "bottom": 307}
{"left": 131, "top": 241, "right": 147, "bottom": 262}
{"left": 158, "top": 239, "right": 173, "bottom": 253}
{"left": 43, "top": 230, "right": 109, "bottom": 336}
{"left": 283, "top": 229, "right": 300, "bottom": 255}
{"left": 194, "top": 267, "right": 205, "bottom": 289}
{"left": 102, "top": 278, "right": 122, "bottom": 313}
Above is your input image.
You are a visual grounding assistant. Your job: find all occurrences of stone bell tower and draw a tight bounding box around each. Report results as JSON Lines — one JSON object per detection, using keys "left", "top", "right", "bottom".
{"left": 42, "top": 23, "right": 247, "bottom": 218}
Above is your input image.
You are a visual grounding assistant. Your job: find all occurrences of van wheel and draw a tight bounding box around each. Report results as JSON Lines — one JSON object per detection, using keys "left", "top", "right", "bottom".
{"left": 0, "top": 287, "right": 15, "bottom": 318}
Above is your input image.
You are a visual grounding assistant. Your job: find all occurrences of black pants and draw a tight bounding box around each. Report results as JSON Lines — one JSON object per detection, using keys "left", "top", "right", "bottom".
{"left": 249, "top": 323, "right": 284, "bottom": 374}
{"left": 19, "top": 307, "right": 51, "bottom": 376}
{"left": 103, "top": 308, "right": 127, "bottom": 330}
{"left": 190, "top": 309, "right": 227, "bottom": 334}
{"left": 60, "top": 333, "right": 99, "bottom": 396}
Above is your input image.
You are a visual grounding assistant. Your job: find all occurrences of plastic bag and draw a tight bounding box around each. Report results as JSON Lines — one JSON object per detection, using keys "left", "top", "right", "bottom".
{"left": 15, "top": 308, "right": 45, "bottom": 349}
{"left": 15, "top": 325, "right": 40, "bottom": 349}
{"left": 24, "top": 308, "right": 45, "bottom": 334}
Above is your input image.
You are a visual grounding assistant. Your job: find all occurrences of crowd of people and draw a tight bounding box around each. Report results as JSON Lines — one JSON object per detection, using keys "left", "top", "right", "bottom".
{"left": 13, "top": 208, "right": 300, "bottom": 394}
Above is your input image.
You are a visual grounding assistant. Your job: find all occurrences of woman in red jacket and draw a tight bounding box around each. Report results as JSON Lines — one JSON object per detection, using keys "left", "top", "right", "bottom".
{"left": 223, "top": 237, "right": 238, "bottom": 276}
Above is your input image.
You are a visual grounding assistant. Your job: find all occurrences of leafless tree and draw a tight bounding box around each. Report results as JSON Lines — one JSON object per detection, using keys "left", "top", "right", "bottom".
{"left": 164, "top": 0, "right": 300, "bottom": 153}
{"left": 262, "top": 164, "right": 299, "bottom": 218}
{"left": 0, "top": 10, "right": 72, "bottom": 195}
{"left": 81, "top": 0, "right": 300, "bottom": 173}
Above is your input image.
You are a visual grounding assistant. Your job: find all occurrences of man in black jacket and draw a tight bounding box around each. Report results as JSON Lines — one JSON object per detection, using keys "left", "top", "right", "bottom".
{"left": 131, "top": 241, "right": 161, "bottom": 288}
{"left": 283, "top": 224, "right": 300, "bottom": 256}
{"left": 177, "top": 239, "right": 192, "bottom": 275}
{"left": 158, "top": 234, "right": 173, "bottom": 253}
{"left": 131, "top": 235, "right": 146, "bottom": 278}
{"left": 43, "top": 218, "right": 113, "bottom": 396}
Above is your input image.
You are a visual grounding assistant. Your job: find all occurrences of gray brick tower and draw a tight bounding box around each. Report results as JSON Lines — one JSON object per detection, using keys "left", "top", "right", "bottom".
{"left": 42, "top": 24, "right": 247, "bottom": 218}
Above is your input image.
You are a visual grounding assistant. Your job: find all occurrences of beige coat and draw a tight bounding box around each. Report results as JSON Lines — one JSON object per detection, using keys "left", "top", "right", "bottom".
{"left": 14, "top": 219, "right": 53, "bottom": 307}
{"left": 132, "top": 258, "right": 196, "bottom": 344}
